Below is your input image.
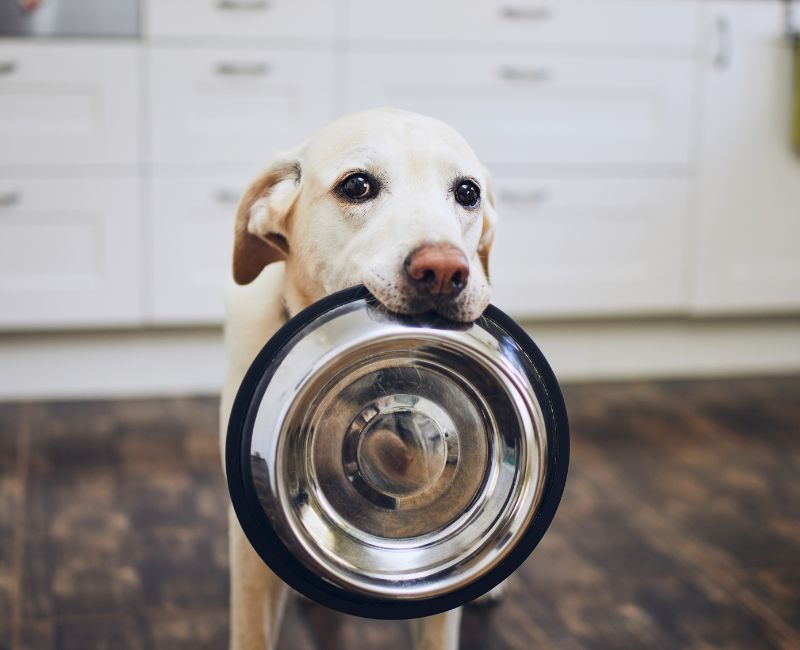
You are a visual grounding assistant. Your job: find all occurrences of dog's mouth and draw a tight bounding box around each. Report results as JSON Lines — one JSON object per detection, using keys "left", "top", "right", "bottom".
{"left": 362, "top": 275, "right": 488, "bottom": 324}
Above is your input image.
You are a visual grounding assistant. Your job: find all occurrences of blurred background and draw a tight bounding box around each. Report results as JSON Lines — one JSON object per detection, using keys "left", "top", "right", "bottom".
{"left": 0, "top": 1, "right": 798, "bottom": 649}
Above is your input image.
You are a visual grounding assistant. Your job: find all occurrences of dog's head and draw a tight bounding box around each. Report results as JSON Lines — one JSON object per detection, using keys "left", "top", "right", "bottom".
{"left": 232, "top": 108, "right": 497, "bottom": 322}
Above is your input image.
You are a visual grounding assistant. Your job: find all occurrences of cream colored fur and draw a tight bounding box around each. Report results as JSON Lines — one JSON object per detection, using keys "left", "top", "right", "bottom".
{"left": 220, "top": 108, "right": 498, "bottom": 650}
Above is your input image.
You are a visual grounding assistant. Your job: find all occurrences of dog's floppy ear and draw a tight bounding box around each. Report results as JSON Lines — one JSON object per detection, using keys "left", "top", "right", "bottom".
{"left": 478, "top": 169, "right": 498, "bottom": 280}
{"left": 232, "top": 150, "right": 303, "bottom": 285}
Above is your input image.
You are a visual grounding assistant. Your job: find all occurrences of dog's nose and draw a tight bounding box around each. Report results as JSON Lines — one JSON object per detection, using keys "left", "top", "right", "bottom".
{"left": 404, "top": 244, "right": 470, "bottom": 298}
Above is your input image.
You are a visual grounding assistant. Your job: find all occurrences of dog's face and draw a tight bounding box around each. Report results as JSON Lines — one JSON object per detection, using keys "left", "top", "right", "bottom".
{"left": 233, "top": 108, "right": 497, "bottom": 322}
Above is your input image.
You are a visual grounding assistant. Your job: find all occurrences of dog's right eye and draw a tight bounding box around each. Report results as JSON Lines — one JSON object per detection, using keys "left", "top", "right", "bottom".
{"left": 338, "top": 173, "right": 376, "bottom": 201}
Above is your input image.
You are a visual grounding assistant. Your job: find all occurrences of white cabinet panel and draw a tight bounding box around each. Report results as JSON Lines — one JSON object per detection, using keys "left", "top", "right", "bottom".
{"left": 692, "top": 2, "right": 800, "bottom": 313}
{"left": 146, "top": 0, "right": 336, "bottom": 40}
{"left": 346, "top": 0, "right": 698, "bottom": 50}
{"left": 345, "top": 51, "right": 695, "bottom": 168}
{"left": 0, "top": 43, "right": 139, "bottom": 166}
{"left": 149, "top": 48, "right": 335, "bottom": 165}
{"left": 149, "top": 176, "right": 242, "bottom": 323}
{"left": 0, "top": 178, "right": 141, "bottom": 328}
{"left": 489, "top": 177, "right": 690, "bottom": 317}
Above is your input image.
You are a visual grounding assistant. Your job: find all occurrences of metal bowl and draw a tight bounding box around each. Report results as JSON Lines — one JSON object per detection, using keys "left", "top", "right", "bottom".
{"left": 226, "top": 286, "right": 569, "bottom": 619}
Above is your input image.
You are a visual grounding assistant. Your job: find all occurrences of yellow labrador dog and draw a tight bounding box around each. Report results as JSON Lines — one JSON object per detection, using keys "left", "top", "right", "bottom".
{"left": 220, "top": 108, "right": 497, "bottom": 650}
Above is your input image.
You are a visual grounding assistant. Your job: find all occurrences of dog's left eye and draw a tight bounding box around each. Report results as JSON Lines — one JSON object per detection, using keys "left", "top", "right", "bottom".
{"left": 454, "top": 181, "right": 480, "bottom": 208}
{"left": 338, "top": 173, "right": 376, "bottom": 201}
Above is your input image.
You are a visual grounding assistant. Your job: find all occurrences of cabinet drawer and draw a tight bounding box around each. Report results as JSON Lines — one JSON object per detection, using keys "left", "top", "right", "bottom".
{"left": 344, "top": 51, "right": 694, "bottom": 167}
{"left": 0, "top": 43, "right": 139, "bottom": 167}
{"left": 149, "top": 175, "right": 242, "bottom": 323}
{"left": 345, "top": 0, "right": 698, "bottom": 50}
{"left": 488, "top": 177, "right": 690, "bottom": 317}
{"left": 0, "top": 178, "right": 142, "bottom": 328}
{"left": 146, "top": 0, "right": 336, "bottom": 39}
{"left": 149, "top": 48, "right": 335, "bottom": 165}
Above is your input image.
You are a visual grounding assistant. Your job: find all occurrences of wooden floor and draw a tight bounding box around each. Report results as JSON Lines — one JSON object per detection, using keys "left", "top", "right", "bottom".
{"left": 0, "top": 376, "right": 798, "bottom": 650}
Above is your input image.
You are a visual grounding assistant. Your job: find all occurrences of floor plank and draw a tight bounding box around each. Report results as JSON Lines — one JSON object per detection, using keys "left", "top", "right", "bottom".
{"left": 0, "top": 376, "right": 797, "bottom": 649}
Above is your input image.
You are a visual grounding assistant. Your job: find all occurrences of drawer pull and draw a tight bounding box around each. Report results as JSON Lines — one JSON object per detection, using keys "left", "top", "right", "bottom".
{"left": 0, "top": 61, "right": 17, "bottom": 76}
{"left": 498, "top": 65, "right": 551, "bottom": 83}
{"left": 0, "top": 191, "right": 20, "bottom": 207}
{"left": 215, "top": 61, "right": 271, "bottom": 77}
{"left": 500, "top": 6, "right": 552, "bottom": 21}
{"left": 214, "top": 189, "right": 241, "bottom": 205}
{"left": 217, "top": 0, "right": 270, "bottom": 10}
{"left": 498, "top": 188, "right": 550, "bottom": 205}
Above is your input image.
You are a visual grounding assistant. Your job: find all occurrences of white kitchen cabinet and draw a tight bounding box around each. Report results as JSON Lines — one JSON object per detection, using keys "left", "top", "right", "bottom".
{"left": 346, "top": 0, "right": 698, "bottom": 51}
{"left": 148, "top": 175, "right": 245, "bottom": 323}
{"left": 2, "top": 0, "right": 797, "bottom": 336}
{"left": 0, "top": 178, "right": 141, "bottom": 328}
{"left": 489, "top": 177, "right": 690, "bottom": 317}
{"left": 148, "top": 47, "right": 336, "bottom": 166}
{"left": 692, "top": 1, "right": 800, "bottom": 313}
{"left": 146, "top": 0, "right": 336, "bottom": 40}
{"left": 344, "top": 50, "right": 695, "bottom": 168}
{"left": 0, "top": 42, "right": 139, "bottom": 167}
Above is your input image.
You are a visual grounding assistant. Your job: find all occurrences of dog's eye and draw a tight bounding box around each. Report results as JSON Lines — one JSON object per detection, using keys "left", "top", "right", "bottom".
{"left": 338, "top": 173, "right": 375, "bottom": 201}
{"left": 454, "top": 181, "right": 480, "bottom": 208}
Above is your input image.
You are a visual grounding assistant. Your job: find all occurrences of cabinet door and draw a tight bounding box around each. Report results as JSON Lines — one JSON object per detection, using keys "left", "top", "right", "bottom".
{"left": 148, "top": 48, "right": 335, "bottom": 165}
{"left": 692, "top": 2, "right": 800, "bottom": 312}
{"left": 489, "top": 177, "right": 690, "bottom": 317}
{"left": 149, "top": 175, "right": 243, "bottom": 324}
{"left": 344, "top": 50, "right": 695, "bottom": 168}
{"left": 146, "top": 0, "right": 336, "bottom": 40}
{"left": 0, "top": 178, "right": 141, "bottom": 328}
{"left": 0, "top": 43, "right": 139, "bottom": 166}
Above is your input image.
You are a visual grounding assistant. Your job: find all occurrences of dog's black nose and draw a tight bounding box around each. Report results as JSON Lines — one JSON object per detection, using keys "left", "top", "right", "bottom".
{"left": 404, "top": 244, "right": 469, "bottom": 298}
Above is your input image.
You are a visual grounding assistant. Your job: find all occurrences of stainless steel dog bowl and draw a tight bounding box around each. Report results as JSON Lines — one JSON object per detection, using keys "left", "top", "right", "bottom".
{"left": 226, "top": 286, "right": 569, "bottom": 619}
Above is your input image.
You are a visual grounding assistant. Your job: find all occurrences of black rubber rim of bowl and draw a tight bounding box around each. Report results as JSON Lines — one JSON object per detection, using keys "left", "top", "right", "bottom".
{"left": 226, "top": 285, "right": 570, "bottom": 620}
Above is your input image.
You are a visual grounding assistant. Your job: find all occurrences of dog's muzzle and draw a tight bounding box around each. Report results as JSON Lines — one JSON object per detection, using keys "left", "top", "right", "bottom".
{"left": 226, "top": 286, "right": 569, "bottom": 619}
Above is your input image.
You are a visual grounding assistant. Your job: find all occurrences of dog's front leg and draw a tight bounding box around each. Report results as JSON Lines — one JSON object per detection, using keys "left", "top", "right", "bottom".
{"left": 409, "top": 608, "right": 463, "bottom": 650}
{"left": 229, "top": 507, "right": 288, "bottom": 650}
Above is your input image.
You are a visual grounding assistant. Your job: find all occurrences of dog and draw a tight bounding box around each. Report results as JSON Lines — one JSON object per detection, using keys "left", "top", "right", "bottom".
{"left": 220, "top": 107, "right": 498, "bottom": 650}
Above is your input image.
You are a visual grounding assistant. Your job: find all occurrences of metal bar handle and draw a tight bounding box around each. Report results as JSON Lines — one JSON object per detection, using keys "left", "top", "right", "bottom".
{"left": 0, "top": 192, "right": 20, "bottom": 207}
{"left": 217, "top": 0, "right": 270, "bottom": 10}
{"left": 214, "top": 189, "right": 241, "bottom": 205}
{"left": 500, "top": 6, "right": 552, "bottom": 21}
{"left": 498, "top": 65, "right": 551, "bottom": 83}
{"left": 498, "top": 188, "right": 550, "bottom": 205}
{"left": 0, "top": 61, "right": 17, "bottom": 76}
{"left": 787, "top": 0, "right": 800, "bottom": 38}
{"left": 215, "top": 61, "right": 271, "bottom": 77}
{"left": 713, "top": 14, "right": 732, "bottom": 69}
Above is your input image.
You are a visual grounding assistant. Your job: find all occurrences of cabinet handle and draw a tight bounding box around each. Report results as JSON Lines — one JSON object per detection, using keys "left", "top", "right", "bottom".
{"left": 0, "top": 191, "right": 20, "bottom": 207}
{"left": 498, "top": 188, "right": 550, "bottom": 205}
{"left": 215, "top": 61, "right": 271, "bottom": 76}
{"left": 216, "top": 0, "right": 270, "bottom": 10}
{"left": 498, "top": 65, "right": 551, "bottom": 83}
{"left": 500, "top": 6, "right": 552, "bottom": 21}
{"left": 0, "top": 61, "right": 17, "bottom": 76}
{"left": 713, "top": 14, "right": 732, "bottom": 69}
{"left": 214, "top": 189, "right": 241, "bottom": 205}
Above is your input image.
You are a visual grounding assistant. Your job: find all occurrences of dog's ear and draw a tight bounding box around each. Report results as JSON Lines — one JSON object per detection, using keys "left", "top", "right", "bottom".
{"left": 232, "top": 150, "right": 303, "bottom": 285}
{"left": 478, "top": 169, "right": 498, "bottom": 280}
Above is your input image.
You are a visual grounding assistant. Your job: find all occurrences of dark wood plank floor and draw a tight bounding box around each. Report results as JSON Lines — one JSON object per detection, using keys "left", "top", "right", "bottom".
{"left": 0, "top": 376, "right": 798, "bottom": 650}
